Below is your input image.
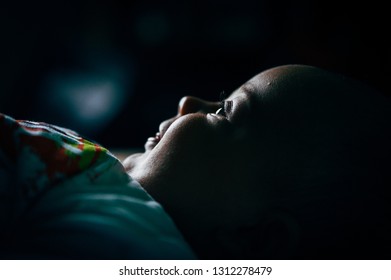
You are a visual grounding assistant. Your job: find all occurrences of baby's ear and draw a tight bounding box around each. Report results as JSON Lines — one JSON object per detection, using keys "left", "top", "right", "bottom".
{"left": 215, "top": 211, "right": 300, "bottom": 259}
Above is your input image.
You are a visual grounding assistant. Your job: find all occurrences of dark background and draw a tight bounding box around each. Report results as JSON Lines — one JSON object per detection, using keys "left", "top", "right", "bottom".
{"left": 1, "top": 0, "right": 389, "bottom": 149}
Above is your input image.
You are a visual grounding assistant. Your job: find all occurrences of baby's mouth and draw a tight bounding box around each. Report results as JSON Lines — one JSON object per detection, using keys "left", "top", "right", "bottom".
{"left": 145, "top": 115, "right": 177, "bottom": 151}
{"left": 144, "top": 132, "right": 162, "bottom": 151}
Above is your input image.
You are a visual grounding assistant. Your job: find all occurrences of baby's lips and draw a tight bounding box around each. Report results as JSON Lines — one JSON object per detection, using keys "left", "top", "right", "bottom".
{"left": 145, "top": 136, "right": 158, "bottom": 151}
{"left": 158, "top": 116, "right": 178, "bottom": 141}
{"left": 144, "top": 131, "right": 163, "bottom": 151}
{"left": 155, "top": 132, "right": 161, "bottom": 141}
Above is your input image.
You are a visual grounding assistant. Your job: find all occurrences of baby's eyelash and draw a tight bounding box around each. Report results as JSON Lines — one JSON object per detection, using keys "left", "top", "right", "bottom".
{"left": 219, "top": 100, "right": 225, "bottom": 110}
{"left": 219, "top": 91, "right": 227, "bottom": 102}
{"left": 216, "top": 91, "right": 226, "bottom": 116}
{"left": 216, "top": 90, "right": 232, "bottom": 118}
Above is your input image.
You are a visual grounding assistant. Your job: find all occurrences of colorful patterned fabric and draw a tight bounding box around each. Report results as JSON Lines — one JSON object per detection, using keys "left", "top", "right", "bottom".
{"left": 0, "top": 113, "right": 127, "bottom": 224}
{"left": 0, "top": 113, "right": 196, "bottom": 259}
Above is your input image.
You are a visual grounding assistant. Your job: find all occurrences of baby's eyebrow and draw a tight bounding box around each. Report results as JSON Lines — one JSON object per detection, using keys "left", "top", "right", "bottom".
{"left": 225, "top": 83, "right": 259, "bottom": 125}
{"left": 228, "top": 82, "right": 257, "bottom": 100}
{"left": 241, "top": 82, "right": 258, "bottom": 96}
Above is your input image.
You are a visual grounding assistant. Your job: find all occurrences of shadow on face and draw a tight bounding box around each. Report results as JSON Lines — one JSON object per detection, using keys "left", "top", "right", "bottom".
{"left": 238, "top": 65, "right": 391, "bottom": 259}
{"left": 126, "top": 65, "right": 391, "bottom": 259}
{"left": 247, "top": 65, "right": 390, "bottom": 187}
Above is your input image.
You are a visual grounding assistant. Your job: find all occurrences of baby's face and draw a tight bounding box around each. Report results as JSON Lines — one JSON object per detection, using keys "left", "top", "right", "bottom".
{"left": 124, "top": 65, "right": 331, "bottom": 234}
{"left": 124, "top": 69, "right": 267, "bottom": 234}
{"left": 124, "top": 65, "right": 332, "bottom": 215}
{"left": 124, "top": 64, "right": 388, "bottom": 257}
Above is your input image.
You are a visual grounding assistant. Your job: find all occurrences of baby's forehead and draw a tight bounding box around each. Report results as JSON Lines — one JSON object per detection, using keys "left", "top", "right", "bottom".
{"left": 242, "top": 66, "right": 351, "bottom": 102}
{"left": 228, "top": 68, "right": 279, "bottom": 100}
{"left": 231, "top": 65, "right": 390, "bottom": 123}
{"left": 229, "top": 82, "right": 258, "bottom": 99}
{"left": 246, "top": 67, "right": 389, "bottom": 123}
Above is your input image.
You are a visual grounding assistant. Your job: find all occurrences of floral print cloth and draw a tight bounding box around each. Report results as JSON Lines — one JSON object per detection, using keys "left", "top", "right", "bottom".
{"left": 0, "top": 113, "right": 128, "bottom": 225}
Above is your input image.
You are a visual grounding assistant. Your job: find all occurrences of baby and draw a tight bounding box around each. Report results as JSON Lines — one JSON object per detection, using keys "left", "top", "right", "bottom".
{"left": 1, "top": 64, "right": 390, "bottom": 259}
{"left": 124, "top": 64, "right": 391, "bottom": 259}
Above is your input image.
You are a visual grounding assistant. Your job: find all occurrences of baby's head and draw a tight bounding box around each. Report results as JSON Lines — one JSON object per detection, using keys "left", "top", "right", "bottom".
{"left": 124, "top": 65, "right": 391, "bottom": 259}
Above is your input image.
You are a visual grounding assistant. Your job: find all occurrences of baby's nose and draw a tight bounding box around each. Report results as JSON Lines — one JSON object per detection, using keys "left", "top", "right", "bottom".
{"left": 177, "top": 96, "right": 217, "bottom": 115}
